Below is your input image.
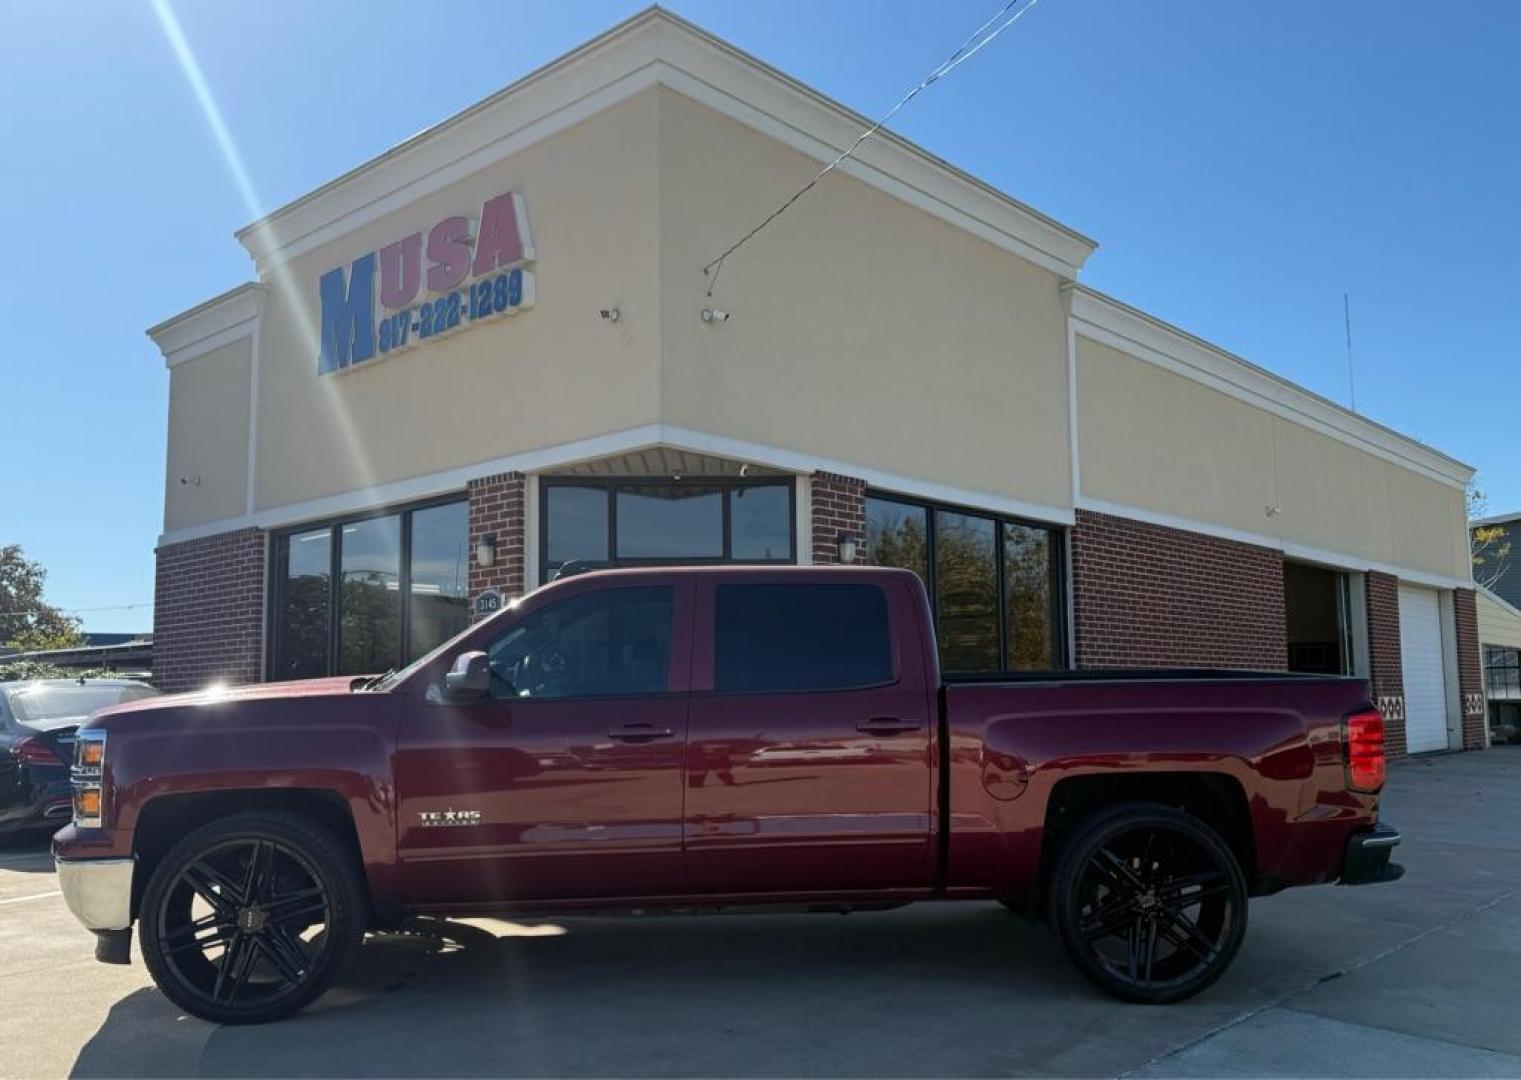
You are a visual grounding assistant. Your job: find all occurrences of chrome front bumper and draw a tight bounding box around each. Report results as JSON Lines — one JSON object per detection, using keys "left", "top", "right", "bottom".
{"left": 55, "top": 857, "right": 134, "bottom": 931}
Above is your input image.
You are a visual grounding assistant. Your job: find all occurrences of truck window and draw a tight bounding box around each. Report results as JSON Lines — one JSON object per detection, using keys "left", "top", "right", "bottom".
{"left": 714, "top": 583, "right": 893, "bottom": 693}
{"left": 486, "top": 587, "right": 674, "bottom": 699}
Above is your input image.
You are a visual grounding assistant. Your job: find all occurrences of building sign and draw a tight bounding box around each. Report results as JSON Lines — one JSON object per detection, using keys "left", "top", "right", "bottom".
{"left": 318, "top": 191, "right": 536, "bottom": 375}
{"left": 473, "top": 588, "right": 505, "bottom": 618}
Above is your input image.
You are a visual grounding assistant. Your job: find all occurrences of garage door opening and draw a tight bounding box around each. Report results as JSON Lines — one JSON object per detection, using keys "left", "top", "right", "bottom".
{"left": 1284, "top": 563, "right": 1354, "bottom": 674}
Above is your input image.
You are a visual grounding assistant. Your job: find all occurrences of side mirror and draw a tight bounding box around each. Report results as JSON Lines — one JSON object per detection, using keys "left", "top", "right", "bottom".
{"left": 443, "top": 651, "right": 491, "bottom": 699}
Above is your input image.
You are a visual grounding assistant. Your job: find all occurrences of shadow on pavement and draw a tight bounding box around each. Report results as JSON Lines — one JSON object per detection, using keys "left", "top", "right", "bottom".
{"left": 72, "top": 906, "right": 1111, "bottom": 1078}
{"left": 0, "top": 829, "right": 59, "bottom": 871}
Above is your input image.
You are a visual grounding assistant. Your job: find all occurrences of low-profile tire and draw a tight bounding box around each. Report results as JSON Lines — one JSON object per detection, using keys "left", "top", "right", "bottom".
{"left": 1048, "top": 802, "right": 1247, "bottom": 1004}
{"left": 139, "top": 810, "right": 367, "bottom": 1024}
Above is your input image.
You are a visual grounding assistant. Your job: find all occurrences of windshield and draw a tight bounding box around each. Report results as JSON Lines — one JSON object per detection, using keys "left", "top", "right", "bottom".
{"left": 6, "top": 683, "right": 157, "bottom": 723}
{"left": 372, "top": 597, "right": 523, "bottom": 691}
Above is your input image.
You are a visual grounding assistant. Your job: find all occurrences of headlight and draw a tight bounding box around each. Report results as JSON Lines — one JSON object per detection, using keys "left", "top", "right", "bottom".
{"left": 72, "top": 731, "right": 106, "bottom": 828}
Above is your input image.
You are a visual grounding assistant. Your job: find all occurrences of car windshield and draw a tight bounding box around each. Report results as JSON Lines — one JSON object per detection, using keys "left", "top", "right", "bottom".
{"left": 6, "top": 684, "right": 155, "bottom": 723}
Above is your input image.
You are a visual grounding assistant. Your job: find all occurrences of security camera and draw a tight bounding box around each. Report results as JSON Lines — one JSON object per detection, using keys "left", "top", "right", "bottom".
{"left": 701, "top": 308, "right": 730, "bottom": 323}
{"left": 599, "top": 308, "right": 621, "bottom": 322}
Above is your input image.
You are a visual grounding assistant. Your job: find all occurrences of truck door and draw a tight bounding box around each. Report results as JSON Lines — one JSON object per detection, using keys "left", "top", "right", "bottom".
{"left": 394, "top": 578, "right": 693, "bottom": 904}
{"left": 684, "top": 574, "right": 937, "bottom": 895}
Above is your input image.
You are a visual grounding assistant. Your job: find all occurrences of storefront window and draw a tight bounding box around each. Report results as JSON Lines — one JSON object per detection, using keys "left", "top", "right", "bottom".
{"left": 1003, "top": 522, "right": 1052, "bottom": 671}
{"left": 541, "top": 479, "right": 793, "bottom": 578}
{"left": 408, "top": 501, "right": 469, "bottom": 660}
{"left": 866, "top": 493, "right": 1065, "bottom": 673}
{"left": 730, "top": 485, "right": 792, "bottom": 560}
{"left": 865, "top": 498, "right": 928, "bottom": 586}
{"left": 275, "top": 528, "right": 331, "bottom": 680}
{"left": 616, "top": 486, "right": 724, "bottom": 558}
{"left": 338, "top": 516, "right": 401, "bottom": 675}
{"left": 935, "top": 512, "right": 999, "bottom": 672}
{"left": 271, "top": 498, "right": 467, "bottom": 681}
{"left": 545, "top": 485, "right": 609, "bottom": 569}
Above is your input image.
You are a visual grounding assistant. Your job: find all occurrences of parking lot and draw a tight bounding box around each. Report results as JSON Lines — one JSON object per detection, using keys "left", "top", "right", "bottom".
{"left": 2, "top": 750, "right": 1518, "bottom": 1079}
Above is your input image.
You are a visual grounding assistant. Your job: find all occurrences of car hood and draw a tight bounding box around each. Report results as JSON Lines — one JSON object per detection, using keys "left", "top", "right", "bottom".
{"left": 89, "top": 676, "right": 363, "bottom": 721}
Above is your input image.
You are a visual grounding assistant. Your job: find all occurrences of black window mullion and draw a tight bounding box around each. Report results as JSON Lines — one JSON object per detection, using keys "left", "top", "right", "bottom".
{"left": 994, "top": 521, "right": 1008, "bottom": 673}
{"left": 398, "top": 510, "right": 413, "bottom": 670}
{"left": 721, "top": 488, "right": 733, "bottom": 560}
{"left": 607, "top": 486, "right": 618, "bottom": 562}
{"left": 328, "top": 523, "right": 342, "bottom": 678}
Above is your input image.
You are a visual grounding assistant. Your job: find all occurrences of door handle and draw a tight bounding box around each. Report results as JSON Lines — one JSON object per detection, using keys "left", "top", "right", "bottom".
{"left": 608, "top": 722, "right": 677, "bottom": 743}
{"left": 855, "top": 717, "right": 923, "bottom": 736}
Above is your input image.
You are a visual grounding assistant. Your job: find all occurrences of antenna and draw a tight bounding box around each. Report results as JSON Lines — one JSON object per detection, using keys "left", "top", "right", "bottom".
{"left": 1343, "top": 293, "right": 1357, "bottom": 412}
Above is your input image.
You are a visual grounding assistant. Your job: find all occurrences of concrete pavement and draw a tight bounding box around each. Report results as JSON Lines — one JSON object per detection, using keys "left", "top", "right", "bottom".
{"left": 1, "top": 749, "right": 1517, "bottom": 1078}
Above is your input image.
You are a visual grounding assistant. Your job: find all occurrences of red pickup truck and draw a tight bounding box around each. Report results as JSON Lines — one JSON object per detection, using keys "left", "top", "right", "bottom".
{"left": 53, "top": 566, "right": 1400, "bottom": 1024}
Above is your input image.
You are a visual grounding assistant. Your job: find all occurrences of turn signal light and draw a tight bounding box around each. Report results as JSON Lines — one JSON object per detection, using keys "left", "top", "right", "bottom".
{"left": 74, "top": 788, "right": 102, "bottom": 819}
{"left": 1345, "top": 708, "right": 1386, "bottom": 793}
{"left": 78, "top": 740, "right": 105, "bottom": 768}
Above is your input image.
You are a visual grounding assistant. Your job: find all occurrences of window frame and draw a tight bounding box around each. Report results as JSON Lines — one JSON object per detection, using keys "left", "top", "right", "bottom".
{"left": 538, "top": 476, "right": 796, "bottom": 580}
{"left": 267, "top": 492, "right": 469, "bottom": 681}
{"left": 1484, "top": 644, "right": 1521, "bottom": 697}
{"left": 864, "top": 490, "right": 1068, "bottom": 674}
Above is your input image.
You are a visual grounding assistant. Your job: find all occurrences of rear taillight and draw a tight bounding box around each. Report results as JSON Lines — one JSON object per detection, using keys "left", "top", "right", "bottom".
{"left": 13, "top": 736, "right": 61, "bottom": 766}
{"left": 1345, "top": 708, "right": 1386, "bottom": 793}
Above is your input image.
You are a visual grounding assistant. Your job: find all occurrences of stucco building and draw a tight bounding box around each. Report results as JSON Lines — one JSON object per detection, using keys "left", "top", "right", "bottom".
{"left": 147, "top": 9, "right": 1483, "bottom": 756}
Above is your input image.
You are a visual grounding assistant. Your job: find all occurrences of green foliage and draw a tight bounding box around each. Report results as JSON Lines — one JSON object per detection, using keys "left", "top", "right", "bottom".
{"left": 1468, "top": 481, "right": 1511, "bottom": 591}
{"left": 0, "top": 544, "right": 84, "bottom": 651}
{"left": 0, "top": 660, "right": 119, "bottom": 683}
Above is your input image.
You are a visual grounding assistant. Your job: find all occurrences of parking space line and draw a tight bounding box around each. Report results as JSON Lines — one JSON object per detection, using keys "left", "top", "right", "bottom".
{"left": 0, "top": 890, "right": 61, "bottom": 905}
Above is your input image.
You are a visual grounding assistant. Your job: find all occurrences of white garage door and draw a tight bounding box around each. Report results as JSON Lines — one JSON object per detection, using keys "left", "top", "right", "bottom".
{"left": 1399, "top": 584, "right": 1451, "bottom": 754}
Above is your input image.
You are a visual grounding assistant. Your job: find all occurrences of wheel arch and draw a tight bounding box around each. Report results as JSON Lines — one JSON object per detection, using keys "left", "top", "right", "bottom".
{"left": 130, "top": 788, "right": 365, "bottom": 919}
{"left": 1038, "top": 771, "right": 1256, "bottom": 897}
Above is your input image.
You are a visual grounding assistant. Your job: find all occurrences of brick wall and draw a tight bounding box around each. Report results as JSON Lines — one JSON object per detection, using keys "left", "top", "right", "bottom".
{"left": 1070, "top": 510, "right": 1287, "bottom": 670}
{"left": 467, "top": 471, "right": 525, "bottom": 619}
{"left": 1453, "top": 587, "right": 1487, "bottom": 750}
{"left": 1363, "top": 571, "right": 1407, "bottom": 758}
{"left": 153, "top": 528, "right": 265, "bottom": 694}
{"left": 811, "top": 471, "right": 866, "bottom": 565}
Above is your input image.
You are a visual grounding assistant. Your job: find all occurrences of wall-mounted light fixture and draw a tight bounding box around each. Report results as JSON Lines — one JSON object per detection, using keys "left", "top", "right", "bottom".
{"left": 599, "top": 307, "right": 621, "bottom": 323}
{"left": 701, "top": 308, "right": 730, "bottom": 324}
{"left": 475, "top": 533, "right": 498, "bottom": 569}
{"left": 837, "top": 532, "right": 859, "bottom": 564}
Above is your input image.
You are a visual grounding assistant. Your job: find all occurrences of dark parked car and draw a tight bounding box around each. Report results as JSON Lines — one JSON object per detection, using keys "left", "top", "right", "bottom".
{"left": 1, "top": 679, "right": 159, "bottom": 835}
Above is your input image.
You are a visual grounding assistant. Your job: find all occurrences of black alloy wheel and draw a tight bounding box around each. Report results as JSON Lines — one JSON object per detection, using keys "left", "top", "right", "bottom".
{"left": 140, "top": 812, "right": 366, "bottom": 1024}
{"left": 1049, "top": 803, "right": 1248, "bottom": 1004}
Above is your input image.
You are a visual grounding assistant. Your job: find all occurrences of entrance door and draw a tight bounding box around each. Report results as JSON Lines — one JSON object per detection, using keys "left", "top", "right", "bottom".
{"left": 394, "top": 579, "right": 693, "bottom": 905}
{"left": 1398, "top": 584, "right": 1451, "bottom": 754}
{"left": 683, "top": 573, "right": 938, "bottom": 896}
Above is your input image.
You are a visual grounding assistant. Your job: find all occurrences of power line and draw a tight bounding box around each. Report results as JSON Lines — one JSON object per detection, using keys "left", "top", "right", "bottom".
{"left": 701, "top": 0, "right": 1048, "bottom": 295}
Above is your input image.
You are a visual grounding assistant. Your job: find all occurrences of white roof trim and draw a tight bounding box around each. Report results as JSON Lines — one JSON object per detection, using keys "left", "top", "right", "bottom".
{"left": 1471, "top": 512, "right": 1520, "bottom": 528}
{"left": 1068, "top": 285, "right": 1473, "bottom": 490}
{"left": 157, "top": 422, "right": 1074, "bottom": 546}
{"left": 147, "top": 283, "right": 266, "bottom": 368}
{"left": 1077, "top": 495, "right": 1472, "bottom": 591}
{"left": 1478, "top": 584, "right": 1521, "bottom": 621}
{"left": 232, "top": 7, "right": 1095, "bottom": 279}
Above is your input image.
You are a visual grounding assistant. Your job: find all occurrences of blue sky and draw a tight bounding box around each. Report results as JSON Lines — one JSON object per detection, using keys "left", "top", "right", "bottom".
{"left": 2, "top": 1, "right": 1517, "bottom": 631}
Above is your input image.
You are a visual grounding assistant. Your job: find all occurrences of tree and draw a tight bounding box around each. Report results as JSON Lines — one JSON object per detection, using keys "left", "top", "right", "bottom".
{"left": 1469, "top": 481, "right": 1511, "bottom": 592}
{"left": 0, "top": 544, "right": 84, "bottom": 651}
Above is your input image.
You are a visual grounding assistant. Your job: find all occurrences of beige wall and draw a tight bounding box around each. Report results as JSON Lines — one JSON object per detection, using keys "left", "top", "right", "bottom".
{"left": 1478, "top": 589, "right": 1521, "bottom": 650}
{"left": 1076, "top": 336, "right": 1470, "bottom": 580}
{"left": 251, "top": 89, "right": 664, "bottom": 513}
{"left": 656, "top": 89, "right": 1072, "bottom": 513}
{"left": 164, "top": 339, "right": 252, "bottom": 530}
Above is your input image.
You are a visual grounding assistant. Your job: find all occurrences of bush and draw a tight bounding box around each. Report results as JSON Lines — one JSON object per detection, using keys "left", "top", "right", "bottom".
{"left": 0, "top": 660, "right": 121, "bottom": 683}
